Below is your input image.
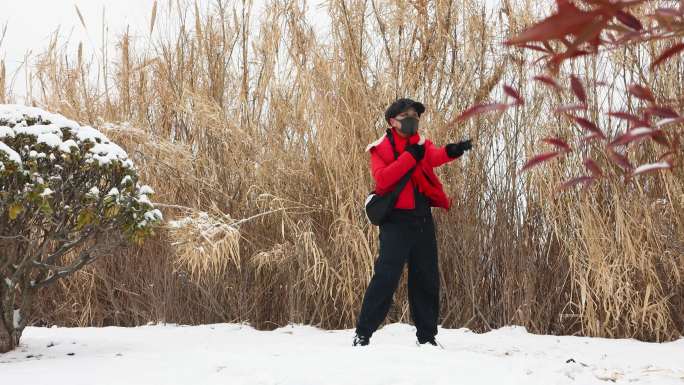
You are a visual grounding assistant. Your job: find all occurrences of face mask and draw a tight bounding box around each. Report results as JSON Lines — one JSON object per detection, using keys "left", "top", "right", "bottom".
{"left": 397, "top": 116, "right": 419, "bottom": 136}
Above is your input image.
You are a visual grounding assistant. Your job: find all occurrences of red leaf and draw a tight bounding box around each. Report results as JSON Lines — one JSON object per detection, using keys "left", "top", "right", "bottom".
{"left": 608, "top": 111, "right": 650, "bottom": 126}
{"left": 628, "top": 120, "right": 652, "bottom": 130}
{"left": 521, "top": 151, "right": 561, "bottom": 173}
{"left": 542, "top": 137, "right": 572, "bottom": 152}
{"left": 651, "top": 43, "right": 684, "bottom": 69}
{"left": 549, "top": 49, "right": 594, "bottom": 66}
{"left": 609, "top": 127, "right": 662, "bottom": 146}
{"left": 556, "top": 0, "right": 573, "bottom": 13}
{"left": 607, "top": 148, "right": 633, "bottom": 170}
{"left": 614, "top": 30, "right": 643, "bottom": 45}
{"left": 533, "top": 75, "right": 561, "bottom": 90}
{"left": 658, "top": 151, "right": 676, "bottom": 162}
{"left": 569, "top": 115, "right": 606, "bottom": 139}
{"left": 555, "top": 104, "right": 588, "bottom": 113}
{"left": 570, "top": 75, "right": 587, "bottom": 103}
{"left": 503, "top": 85, "right": 524, "bottom": 105}
{"left": 609, "top": 132, "right": 634, "bottom": 147}
{"left": 571, "top": 116, "right": 598, "bottom": 131}
{"left": 628, "top": 84, "right": 655, "bottom": 103}
{"left": 632, "top": 161, "right": 672, "bottom": 176}
{"left": 583, "top": 158, "right": 603, "bottom": 177}
{"left": 655, "top": 116, "right": 684, "bottom": 127}
{"left": 557, "top": 176, "right": 594, "bottom": 191}
{"left": 518, "top": 44, "right": 551, "bottom": 53}
{"left": 615, "top": 10, "right": 643, "bottom": 31}
{"left": 454, "top": 103, "right": 509, "bottom": 122}
{"left": 505, "top": 5, "right": 601, "bottom": 45}
{"left": 643, "top": 106, "right": 679, "bottom": 119}
{"left": 580, "top": 132, "right": 604, "bottom": 143}
{"left": 652, "top": 130, "right": 670, "bottom": 147}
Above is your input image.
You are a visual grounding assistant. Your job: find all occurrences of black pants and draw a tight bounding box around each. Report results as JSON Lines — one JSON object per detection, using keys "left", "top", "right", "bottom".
{"left": 355, "top": 210, "right": 439, "bottom": 342}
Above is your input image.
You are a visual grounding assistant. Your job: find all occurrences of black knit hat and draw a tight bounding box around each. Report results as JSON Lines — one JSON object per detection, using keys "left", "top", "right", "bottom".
{"left": 384, "top": 98, "right": 426, "bottom": 124}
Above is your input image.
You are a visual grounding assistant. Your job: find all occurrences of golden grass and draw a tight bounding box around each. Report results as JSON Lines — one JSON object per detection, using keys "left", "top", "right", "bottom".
{"left": 8, "top": 0, "right": 682, "bottom": 341}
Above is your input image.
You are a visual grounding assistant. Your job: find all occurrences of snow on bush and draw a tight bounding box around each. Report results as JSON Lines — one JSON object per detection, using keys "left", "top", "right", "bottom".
{"left": 0, "top": 104, "right": 162, "bottom": 352}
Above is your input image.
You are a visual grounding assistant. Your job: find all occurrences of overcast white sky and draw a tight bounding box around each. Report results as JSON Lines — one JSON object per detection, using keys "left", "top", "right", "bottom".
{"left": 2, "top": 0, "right": 151, "bottom": 96}
{"left": 0, "top": 0, "right": 330, "bottom": 100}
{"left": 1, "top": 0, "right": 511, "bottom": 100}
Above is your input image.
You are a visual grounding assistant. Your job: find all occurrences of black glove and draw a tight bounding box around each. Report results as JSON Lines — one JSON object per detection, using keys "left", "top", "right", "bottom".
{"left": 404, "top": 143, "right": 425, "bottom": 162}
{"left": 446, "top": 139, "right": 472, "bottom": 158}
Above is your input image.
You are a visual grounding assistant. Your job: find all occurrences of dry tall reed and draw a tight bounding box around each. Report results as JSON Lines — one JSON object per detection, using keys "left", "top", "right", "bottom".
{"left": 5, "top": 0, "right": 681, "bottom": 341}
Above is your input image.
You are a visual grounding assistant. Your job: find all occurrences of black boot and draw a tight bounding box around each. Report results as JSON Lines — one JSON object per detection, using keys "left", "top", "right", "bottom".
{"left": 416, "top": 336, "right": 444, "bottom": 349}
{"left": 353, "top": 333, "right": 370, "bottom": 346}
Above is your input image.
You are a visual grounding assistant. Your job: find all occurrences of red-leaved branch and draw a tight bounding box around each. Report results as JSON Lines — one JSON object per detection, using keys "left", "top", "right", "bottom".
{"left": 450, "top": 0, "right": 683, "bottom": 193}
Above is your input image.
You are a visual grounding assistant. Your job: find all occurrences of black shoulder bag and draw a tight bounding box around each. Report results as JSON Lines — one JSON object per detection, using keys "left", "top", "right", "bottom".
{"left": 364, "top": 130, "right": 415, "bottom": 226}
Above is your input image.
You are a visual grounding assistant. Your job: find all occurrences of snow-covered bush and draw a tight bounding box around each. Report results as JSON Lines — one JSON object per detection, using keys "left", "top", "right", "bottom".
{"left": 0, "top": 104, "right": 162, "bottom": 352}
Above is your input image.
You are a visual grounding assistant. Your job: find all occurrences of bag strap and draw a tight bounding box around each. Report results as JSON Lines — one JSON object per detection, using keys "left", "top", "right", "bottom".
{"left": 386, "top": 128, "right": 400, "bottom": 160}
{"left": 389, "top": 165, "right": 415, "bottom": 200}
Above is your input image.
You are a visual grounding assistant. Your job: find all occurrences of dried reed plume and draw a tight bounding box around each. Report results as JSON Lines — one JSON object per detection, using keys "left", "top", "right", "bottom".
{"left": 10, "top": 0, "right": 682, "bottom": 341}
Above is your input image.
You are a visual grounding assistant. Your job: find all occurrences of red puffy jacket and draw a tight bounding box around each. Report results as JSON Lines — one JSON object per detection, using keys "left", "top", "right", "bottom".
{"left": 365, "top": 127, "right": 461, "bottom": 210}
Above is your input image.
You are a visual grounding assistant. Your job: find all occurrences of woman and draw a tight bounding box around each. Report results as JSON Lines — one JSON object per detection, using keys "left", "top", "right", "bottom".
{"left": 354, "top": 98, "right": 472, "bottom": 347}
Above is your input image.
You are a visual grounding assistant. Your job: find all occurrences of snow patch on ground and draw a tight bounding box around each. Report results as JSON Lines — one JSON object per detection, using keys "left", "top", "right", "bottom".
{"left": 0, "top": 323, "right": 682, "bottom": 385}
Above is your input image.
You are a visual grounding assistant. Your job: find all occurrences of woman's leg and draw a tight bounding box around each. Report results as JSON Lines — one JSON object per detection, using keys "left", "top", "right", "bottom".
{"left": 355, "top": 221, "right": 413, "bottom": 338}
{"left": 407, "top": 216, "right": 440, "bottom": 342}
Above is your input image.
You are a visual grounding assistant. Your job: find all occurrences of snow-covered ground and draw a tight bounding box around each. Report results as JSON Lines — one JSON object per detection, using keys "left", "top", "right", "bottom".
{"left": 1, "top": 323, "right": 682, "bottom": 385}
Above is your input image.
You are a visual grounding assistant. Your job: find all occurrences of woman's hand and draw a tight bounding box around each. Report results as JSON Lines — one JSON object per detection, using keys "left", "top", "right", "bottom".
{"left": 405, "top": 143, "right": 425, "bottom": 161}
{"left": 445, "top": 139, "right": 472, "bottom": 158}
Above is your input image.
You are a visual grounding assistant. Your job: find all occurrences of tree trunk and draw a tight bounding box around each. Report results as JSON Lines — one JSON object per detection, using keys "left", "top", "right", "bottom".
{"left": 0, "top": 313, "right": 19, "bottom": 353}
{"left": 0, "top": 295, "right": 21, "bottom": 353}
